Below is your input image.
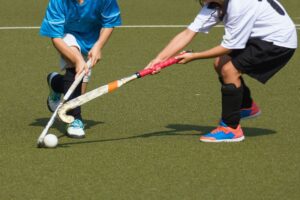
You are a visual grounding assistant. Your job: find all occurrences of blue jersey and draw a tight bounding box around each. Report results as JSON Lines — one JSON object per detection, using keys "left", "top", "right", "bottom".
{"left": 40, "top": 0, "right": 122, "bottom": 55}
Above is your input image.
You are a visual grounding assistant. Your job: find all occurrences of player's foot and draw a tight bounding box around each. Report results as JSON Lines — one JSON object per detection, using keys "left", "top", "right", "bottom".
{"left": 66, "top": 119, "right": 85, "bottom": 138}
{"left": 47, "top": 72, "right": 61, "bottom": 112}
{"left": 200, "top": 121, "right": 244, "bottom": 143}
{"left": 240, "top": 102, "right": 261, "bottom": 120}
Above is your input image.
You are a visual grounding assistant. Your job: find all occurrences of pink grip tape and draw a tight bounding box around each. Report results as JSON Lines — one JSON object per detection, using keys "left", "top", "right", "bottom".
{"left": 138, "top": 56, "right": 181, "bottom": 77}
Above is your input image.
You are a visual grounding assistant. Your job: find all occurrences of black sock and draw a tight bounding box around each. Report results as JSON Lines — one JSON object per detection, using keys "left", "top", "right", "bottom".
{"left": 50, "top": 74, "right": 64, "bottom": 94}
{"left": 64, "top": 68, "right": 83, "bottom": 121}
{"left": 221, "top": 84, "right": 243, "bottom": 129}
{"left": 240, "top": 77, "right": 253, "bottom": 108}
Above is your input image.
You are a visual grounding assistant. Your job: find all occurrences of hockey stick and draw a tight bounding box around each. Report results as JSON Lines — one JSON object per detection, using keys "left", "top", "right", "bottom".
{"left": 58, "top": 53, "right": 186, "bottom": 123}
{"left": 37, "top": 60, "right": 92, "bottom": 147}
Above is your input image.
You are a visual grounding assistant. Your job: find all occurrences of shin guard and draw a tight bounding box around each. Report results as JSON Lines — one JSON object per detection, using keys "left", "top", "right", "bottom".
{"left": 221, "top": 84, "right": 243, "bottom": 128}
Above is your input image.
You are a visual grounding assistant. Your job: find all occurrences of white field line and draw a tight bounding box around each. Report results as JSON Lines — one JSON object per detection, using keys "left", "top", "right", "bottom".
{"left": 0, "top": 24, "right": 299, "bottom": 30}
{"left": 0, "top": 26, "right": 40, "bottom": 30}
{"left": 0, "top": 25, "right": 200, "bottom": 30}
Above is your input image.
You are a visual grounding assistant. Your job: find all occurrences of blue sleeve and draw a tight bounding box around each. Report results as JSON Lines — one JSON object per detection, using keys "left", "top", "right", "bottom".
{"left": 101, "top": 0, "right": 122, "bottom": 28}
{"left": 40, "top": 0, "right": 65, "bottom": 38}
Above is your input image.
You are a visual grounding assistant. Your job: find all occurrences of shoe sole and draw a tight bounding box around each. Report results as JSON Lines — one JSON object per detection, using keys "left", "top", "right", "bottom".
{"left": 65, "top": 133, "right": 86, "bottom": 139}
{"left": 200, "top": 136, "right": 245, "bottom": 143}
{"left": 241, "top": 110, "right": 262, "bottom": 120}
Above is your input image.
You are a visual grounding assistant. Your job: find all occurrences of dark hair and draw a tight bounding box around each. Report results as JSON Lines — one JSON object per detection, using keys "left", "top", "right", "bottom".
{"left": 197, "top": 0, "right": 228, "bottom": 20}
{"left": 198, "top": 1, "right": 222, "bottom": 8}
{"left": 198, "top": 0, "right": 224, "bottom": 7}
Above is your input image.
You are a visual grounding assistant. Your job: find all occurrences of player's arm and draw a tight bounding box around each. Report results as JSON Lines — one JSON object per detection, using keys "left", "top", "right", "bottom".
{"left": 40, "top": 0, "right": 87, "bottom": 75}
{"left": 88, "top": 0, "right": 121, "bottom": 66}
{"left": 176, "top": 45, "right": 231, "bottom": 63}
{"left": 146, "top": 28, "right": 197, "bottom": 69}
{"left": 88, "top": 28, "right": 114, "bottom": 66}
{"left": 51, "top": 38, "right": 87, "bottom": 76}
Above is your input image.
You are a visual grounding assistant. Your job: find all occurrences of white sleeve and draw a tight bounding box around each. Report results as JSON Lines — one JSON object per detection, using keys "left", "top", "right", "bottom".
{"left": 221, "top": 3, "right": 256, "bottom": 49}
{"left": 188, "top": 5, "right": 220, "bottom": 33}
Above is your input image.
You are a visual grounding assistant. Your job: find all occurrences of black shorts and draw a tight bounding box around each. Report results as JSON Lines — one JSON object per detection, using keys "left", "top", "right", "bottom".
{"left": 229, "top": 38, "right": 295, "bottom": 84}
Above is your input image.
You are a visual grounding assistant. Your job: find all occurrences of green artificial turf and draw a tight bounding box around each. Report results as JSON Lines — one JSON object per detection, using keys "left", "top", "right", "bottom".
{"left": 0, "top": 1, "right": 299, "bottom": 199}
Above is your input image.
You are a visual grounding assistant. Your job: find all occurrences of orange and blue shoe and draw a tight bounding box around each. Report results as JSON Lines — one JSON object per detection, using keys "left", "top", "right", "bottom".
{"left": 240, "top": 102, "right": 261, "bottom": 120}
{"left": 200, "top": 121, "right": 245, "bottom": 143}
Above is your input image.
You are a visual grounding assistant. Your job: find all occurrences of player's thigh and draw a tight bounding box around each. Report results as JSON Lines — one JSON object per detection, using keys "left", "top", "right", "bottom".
{"left": 59, "top": 34, "right": 92, "bottom": 83}
{"left": 60, "top": 34, "right": 84, "bottom": 69}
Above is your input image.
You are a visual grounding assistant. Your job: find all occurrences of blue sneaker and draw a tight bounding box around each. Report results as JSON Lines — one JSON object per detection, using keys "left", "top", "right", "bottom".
{"left": 47, "top": 72, "right": 61, "bottom": 112}
{"left": 200, "top": 121, "right": 245, "bottom": 143}
{"left": 240, "top": 102, "right": 261, "bottom": 120}
{"left": 66, "top": 119, "right": 85, "bottom": 138}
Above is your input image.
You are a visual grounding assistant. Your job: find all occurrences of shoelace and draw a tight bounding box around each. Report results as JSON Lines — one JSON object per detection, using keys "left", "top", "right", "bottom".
{"left": 211, "top": 126, "right": 228, "bottom": 134}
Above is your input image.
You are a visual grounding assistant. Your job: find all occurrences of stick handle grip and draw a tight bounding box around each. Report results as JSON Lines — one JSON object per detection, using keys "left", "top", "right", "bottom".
{"left": 137, "top": 52, "right": 185, "bottom": 78}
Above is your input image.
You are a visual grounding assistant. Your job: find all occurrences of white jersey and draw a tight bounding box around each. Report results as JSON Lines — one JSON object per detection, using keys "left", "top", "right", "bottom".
{"left": 188, "top": 0, "right": 297, "bottom": 49}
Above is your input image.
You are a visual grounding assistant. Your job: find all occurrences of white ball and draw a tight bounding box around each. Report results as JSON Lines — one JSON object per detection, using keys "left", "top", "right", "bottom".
{"left": 43, "top": 134, "right": 58, "bottom": 148}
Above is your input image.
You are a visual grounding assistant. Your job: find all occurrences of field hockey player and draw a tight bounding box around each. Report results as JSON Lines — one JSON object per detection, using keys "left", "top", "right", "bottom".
{"left": 146, "top": 0, "right": 297, "bottom": 142}
{"left": 40, "top": 0, "right": 122, "bottom": 138}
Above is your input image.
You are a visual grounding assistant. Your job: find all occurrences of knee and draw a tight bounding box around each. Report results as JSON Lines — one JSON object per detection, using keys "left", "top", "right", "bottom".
{"left": 220, "top": 64, "right": 241, "bottom": 87}
{"left": 221, "top": 65, "right": 237, "bottom": 78}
